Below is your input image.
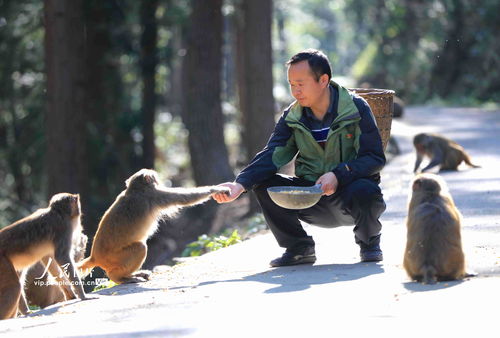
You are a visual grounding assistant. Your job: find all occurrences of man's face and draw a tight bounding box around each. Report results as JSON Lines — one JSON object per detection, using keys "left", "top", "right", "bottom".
{"left": 287, "top": 60, "right": 328, "bottom": 107}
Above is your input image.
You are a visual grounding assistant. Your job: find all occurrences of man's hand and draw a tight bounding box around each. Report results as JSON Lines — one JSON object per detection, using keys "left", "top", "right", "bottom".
{"left": 316, "top": 172, "right": 338, "bottom": 196}
{"left": 212, "top": 182, "right": 245, "bottom": 203}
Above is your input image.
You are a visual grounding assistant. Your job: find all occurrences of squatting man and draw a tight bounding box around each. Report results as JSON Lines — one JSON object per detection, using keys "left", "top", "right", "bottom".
{"left": 214, "top": 49, "right": 386, "bottom": 267}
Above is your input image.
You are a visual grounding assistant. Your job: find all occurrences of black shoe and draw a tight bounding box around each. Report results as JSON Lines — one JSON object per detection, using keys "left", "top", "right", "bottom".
{"left": 360, "top": 243, "right": 383, "bottom": 262}
{"left": 270, "top": 247, "right": 316, "bottom": 267}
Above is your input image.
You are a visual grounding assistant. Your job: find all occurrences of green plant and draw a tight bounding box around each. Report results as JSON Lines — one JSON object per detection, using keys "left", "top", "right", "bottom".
{"left": 92, "top": 280, "right": 118, "bottom": 292}
{"left": 182, "top": 229, "right": 242, "bottom": 257}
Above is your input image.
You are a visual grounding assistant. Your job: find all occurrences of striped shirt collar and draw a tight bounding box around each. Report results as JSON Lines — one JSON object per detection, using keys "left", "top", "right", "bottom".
{"left": 303, "top": 85, "right": 336, "bottom": 128}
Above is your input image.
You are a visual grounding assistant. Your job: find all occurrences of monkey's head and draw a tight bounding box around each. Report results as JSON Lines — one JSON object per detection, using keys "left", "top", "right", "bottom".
{"left": 413, "top": 133, "right": 430, "bottom": 151}
{"left": 411, "top": 173, "right": 448, "bottom": 195}
{"left": 125, "top": 169, "right": 160, "bottom": 192}
{"left": 49, "top": 193, "right": 81, "bottom": 217}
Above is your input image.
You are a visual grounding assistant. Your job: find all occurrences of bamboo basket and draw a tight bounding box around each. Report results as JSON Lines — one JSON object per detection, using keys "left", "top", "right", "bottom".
{"left": 349, "top": 88, "right": 395, "bottom": 151}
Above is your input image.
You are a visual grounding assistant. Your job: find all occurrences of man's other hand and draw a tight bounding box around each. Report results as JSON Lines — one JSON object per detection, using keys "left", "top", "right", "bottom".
{"left": 316, "top": 172, "right": 338, "bottom": 196}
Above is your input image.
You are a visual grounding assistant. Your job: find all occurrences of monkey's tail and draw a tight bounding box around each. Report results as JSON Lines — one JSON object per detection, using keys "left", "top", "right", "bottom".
{"left": 77, "top": 256, "right": 97, "bottom": 278}
{"left": 463, "top": 153, "right": 481, "bottom": 168}
{"left": 422, "top": 265, "right": 437, "bottom": 285}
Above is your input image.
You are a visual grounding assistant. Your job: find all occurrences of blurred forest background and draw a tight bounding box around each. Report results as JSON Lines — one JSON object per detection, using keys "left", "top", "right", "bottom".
{"left": 1, "top": 0, "right": 499, "bottom": 266}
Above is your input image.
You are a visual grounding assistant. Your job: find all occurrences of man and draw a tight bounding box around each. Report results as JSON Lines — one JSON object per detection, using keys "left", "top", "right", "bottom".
{"left": 214, "top": 49, "right": 386, "bottom": 267}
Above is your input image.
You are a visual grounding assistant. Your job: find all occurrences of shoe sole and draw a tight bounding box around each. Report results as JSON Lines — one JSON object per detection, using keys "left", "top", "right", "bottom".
{"left": 270, "top": 256, "right": 317, "bottom": 267}
{"left": 360, "top": 255, "right": 383, "bottom": 262}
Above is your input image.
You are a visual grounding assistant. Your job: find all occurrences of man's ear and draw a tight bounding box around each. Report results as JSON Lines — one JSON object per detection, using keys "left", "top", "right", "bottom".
{"left": 319, "top": 73, "right": 329, "bottom": 87}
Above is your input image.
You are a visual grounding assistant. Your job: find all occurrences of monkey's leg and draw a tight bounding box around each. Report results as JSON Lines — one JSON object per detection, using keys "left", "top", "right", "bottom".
{"left": 40, "top": 256, "right": 77, "bottom": 301}
{"left": 0, "top": 256, "right": 22, "bottom": 319}
{"left": 106, "top": 242, "right": 149, "bottom": 284}
{"left": 52, "top": 251, "right": 89, "bottom": 301}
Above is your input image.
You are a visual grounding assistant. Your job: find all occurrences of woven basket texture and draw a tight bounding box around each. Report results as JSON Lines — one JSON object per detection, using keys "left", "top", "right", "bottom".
{"left": 349, "top": 88, "right": 395, "bottom": 150}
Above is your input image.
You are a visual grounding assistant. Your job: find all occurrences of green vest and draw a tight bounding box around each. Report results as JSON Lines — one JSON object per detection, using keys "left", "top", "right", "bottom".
{"left": 273, "top": 81, "right": 361, "bottom": 182}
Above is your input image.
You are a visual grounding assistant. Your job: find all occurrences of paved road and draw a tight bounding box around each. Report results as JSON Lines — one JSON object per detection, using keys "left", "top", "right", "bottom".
{"left": 1, "top": 106, "right": 499, "bottom": 337}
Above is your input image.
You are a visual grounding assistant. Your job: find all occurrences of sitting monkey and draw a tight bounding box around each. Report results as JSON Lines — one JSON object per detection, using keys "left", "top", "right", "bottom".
{"left": 413, "top": 133, "right": 480, "bottom": 173}
{"left": 0, "top": 193, "right": 90, "bottom": 319}
{"left": 403, "top": 173, "right": 466, "bottom": 284}
{"left": 78, "top": 169, "right": 230, "bottom": 284}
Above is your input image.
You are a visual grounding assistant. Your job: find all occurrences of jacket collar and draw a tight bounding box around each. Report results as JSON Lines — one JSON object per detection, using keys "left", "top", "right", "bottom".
{"left": 286, "top": 80, "right": 360, "bottom": 125}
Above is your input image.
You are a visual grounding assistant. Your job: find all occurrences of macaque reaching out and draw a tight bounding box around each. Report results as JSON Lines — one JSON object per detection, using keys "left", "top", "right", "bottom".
{"left": 403, "top": 173, "right": 466, "bottom": 284}
{"left": 413, "top": 133, "right": 480, "bottom": 173}
{"left": 78, "top": 169, "right": 230, "bottom": 284}
{"left": 0, "top": 193, "right": 90, "bottom": 320}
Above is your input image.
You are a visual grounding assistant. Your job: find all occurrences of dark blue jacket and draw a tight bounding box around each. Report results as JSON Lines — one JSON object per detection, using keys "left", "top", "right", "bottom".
{"left": 236, "top": 81, "right": 385, "bottom": 191}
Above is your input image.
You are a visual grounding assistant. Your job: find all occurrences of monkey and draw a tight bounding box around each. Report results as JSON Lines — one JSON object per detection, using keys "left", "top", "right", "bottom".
{"left": 23, "top": 232, "right": 88, "bottom": 309}
{"left": 392, "top": 96, "right": 404, "bottom": 118}
{"left": 77, "top": 168, "right": 231, "bottom": 284}
{"left": 0, "top": 193, "right": 90, "bottom": 320}
{"left": 413, "top": 133, "right": 480, "bottom": 173}
{"left": 403, "top": 173, "right": 466, "bottom": 284}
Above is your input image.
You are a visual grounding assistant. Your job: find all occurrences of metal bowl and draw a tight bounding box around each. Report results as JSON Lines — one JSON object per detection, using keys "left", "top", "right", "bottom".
{"left": 267, "top": 184, "right": 323, "bottom": 210}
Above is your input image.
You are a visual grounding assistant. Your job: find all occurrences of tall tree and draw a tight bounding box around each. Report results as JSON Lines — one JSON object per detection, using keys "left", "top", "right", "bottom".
{"left": 140, "top": 0, "right": 159, "bottom": 169}
{"left": 182, "top": 0, "right": 233, "bottom": 186}
{"left": 236, "top": 0, "right": 275, "bottom": 164}
{"left": 236, "top": 0, "right": 276, "bottom": 214}
{"left": 174, "top": 0, "right": 233, "bottom": 244}
{"left": 44, "top": 0, "right": 88, "bottom": 198}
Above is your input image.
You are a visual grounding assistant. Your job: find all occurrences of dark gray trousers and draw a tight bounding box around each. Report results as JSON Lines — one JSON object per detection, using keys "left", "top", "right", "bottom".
{"left": 253, "top": 174, "right": 386, "bottom": 252}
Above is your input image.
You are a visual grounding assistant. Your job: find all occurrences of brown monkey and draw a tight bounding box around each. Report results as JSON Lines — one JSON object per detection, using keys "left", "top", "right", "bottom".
{"left": 24, "top": 232, "right": 88, "bottom": 308}
{"left": 403, "top": 173, "right": 466, "bottom": 284}
{"left": 0, "top": 193, "right": 90, "bottom": 319}
{"left": 413, "top": 133, "right": 480, "bottom": 173}
{"left": 78, "top": 169, "right": 230, "bottom": 284}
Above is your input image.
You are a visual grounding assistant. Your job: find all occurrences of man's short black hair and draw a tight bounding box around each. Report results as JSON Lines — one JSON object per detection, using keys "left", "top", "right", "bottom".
{"left": 286, "top": 49, "right": 332, "bottom": 82}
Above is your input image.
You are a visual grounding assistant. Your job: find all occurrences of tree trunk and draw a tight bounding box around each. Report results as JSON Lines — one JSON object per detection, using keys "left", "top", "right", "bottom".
{"left": 429, "top": 0, "right": 468, "bottom": 98}
{"left": 172, "top": 0, "right": 233, "bottom": 246}
{"left": 140, "top": 0, "right": 159, "bottom": 170}
{"left": 182, "top": 0, "right": 233, "bottom": 186}
{"left": 44, "top": 0, "right": 88, "bottom": 198}
{"left": 236, "top": 0, "right": 276, "bottom": 214}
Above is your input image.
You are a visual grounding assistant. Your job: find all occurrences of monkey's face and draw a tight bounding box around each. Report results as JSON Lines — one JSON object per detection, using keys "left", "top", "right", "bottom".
{"left": 413, "top": 134, "right": 430, "bottom": 152}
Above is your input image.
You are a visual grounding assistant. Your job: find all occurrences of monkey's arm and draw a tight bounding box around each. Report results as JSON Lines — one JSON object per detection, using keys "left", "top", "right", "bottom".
{"left": 40, "top": 256, "right": 76, "bottom": 301}
{"left": 421, "top": 147, "right": 444, "bottom": 172}
{"left": 53, "top": 247, "right": 88, "bottom": 300}
{"left": 17, "top": 293, "right": 29, "bottom": 315}
{"left": 16, "top": 270, "right": 30, "bottom": 315}
{"left": 155, "top": 186, "right": 230, "bottom": 208}
{"left": 413, "top": 153, "right": 424, "bottom": 173}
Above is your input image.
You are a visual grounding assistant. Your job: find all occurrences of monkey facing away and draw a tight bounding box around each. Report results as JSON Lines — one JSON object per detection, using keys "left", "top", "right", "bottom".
{"left": 413, "top": 133, "right": 480, "bottom": 173}
{"left": 24, "top": 232, "right": 88, "bottom": 309}
{"left": 78, "top": 169, "right": 230, "bottom": 284}
{"left": 0, "top": 193, "right": 90, "bottom": 320}
{"left": 403, "top": 173, "right": 466, "bottom": 284}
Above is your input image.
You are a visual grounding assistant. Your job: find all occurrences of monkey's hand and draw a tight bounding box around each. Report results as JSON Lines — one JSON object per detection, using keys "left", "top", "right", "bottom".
{"left": 212, "top": 182, "right": 245, "bottom": 204}
{"left": 209, "top": 186, "right": 231, "bottom": 196}
{"left": 316, "top": 172, "right": 338, "bottom": 196}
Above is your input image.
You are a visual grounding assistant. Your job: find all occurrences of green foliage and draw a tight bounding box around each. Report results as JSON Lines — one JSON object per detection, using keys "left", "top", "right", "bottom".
{"left": 180, "top": 213, "right": 267, "bottom": 258}
{"left": 182, "top": 229, "right": 242, "bottom": 257}
{"left": 92, "top": 280, "right": 118, "bottom": 292}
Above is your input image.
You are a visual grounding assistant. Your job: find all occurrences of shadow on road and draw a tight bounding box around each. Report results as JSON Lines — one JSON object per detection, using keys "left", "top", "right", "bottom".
{"left": 402, "top": 279, "right": 464, "bottom": 292}
{"left": 183, "top": 262, "right": 385, "bottom": 294}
